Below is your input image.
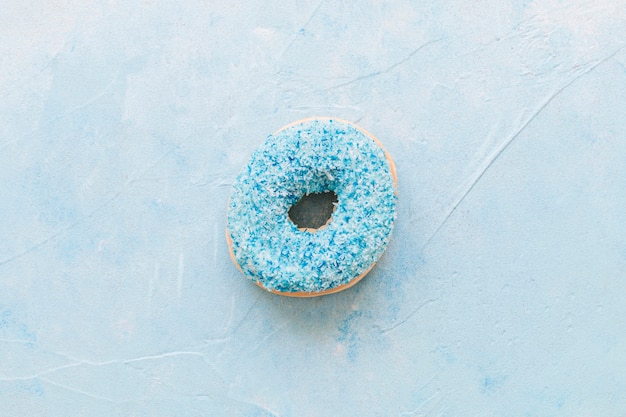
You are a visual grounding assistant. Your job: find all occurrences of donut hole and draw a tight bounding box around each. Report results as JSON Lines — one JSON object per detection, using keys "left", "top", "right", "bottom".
{"left": 288, "top": 191, "right": 338, "bottom": 231}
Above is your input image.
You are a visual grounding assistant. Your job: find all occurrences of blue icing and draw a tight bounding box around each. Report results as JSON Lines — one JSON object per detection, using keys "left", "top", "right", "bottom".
{"left": 227, "top": 118, "right": 397, "bottom": 294}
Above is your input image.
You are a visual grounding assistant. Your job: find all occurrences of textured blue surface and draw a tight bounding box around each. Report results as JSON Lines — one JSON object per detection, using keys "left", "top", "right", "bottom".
{"left": 1, "top": 1, "right": 626, "bottom": 416}
{"left": 227, "top": 118, "right": 396, "bottom": 294}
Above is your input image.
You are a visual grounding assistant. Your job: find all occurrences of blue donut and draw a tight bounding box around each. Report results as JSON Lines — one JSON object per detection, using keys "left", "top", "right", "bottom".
{"left": 226, "top": 118, "right": 397, "bottom": 296}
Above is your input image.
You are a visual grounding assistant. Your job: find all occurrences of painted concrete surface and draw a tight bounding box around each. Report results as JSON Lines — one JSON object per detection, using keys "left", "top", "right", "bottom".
{"left": 1, "top": 1, "right": 625, "bottom": 415}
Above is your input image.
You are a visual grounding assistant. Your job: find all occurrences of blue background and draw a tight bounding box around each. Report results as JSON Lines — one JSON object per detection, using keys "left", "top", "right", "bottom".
{"left": 1, "top": 1, "right": 625, "bottom": 415}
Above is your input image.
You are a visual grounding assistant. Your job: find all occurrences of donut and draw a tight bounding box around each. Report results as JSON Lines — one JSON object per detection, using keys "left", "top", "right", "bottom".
{"left": 226, "top": 117, "right": 397, "bottom": 297}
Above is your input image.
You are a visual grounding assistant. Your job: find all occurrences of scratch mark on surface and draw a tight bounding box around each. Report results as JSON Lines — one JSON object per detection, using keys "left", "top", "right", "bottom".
{"left": 276, "top": 0, "right": 324, "bottom": 61}
{"left": 0, "top": 149, "right": 175, "bottom": 268}
{"left": 327, "top": 37, "right": 445, "bottom": 91}
{"left": 40, "top": 376, "right": 120, "bottom": 403}
{"left": 229, "top": 292, "right": 262, "bottom": 334}
{"left": 249, "top": 320, "right": 291, "bottom": 354}
{"left": 399, "top": 391, "right": 440, "bottom": 417}
{"left": 221, "top": 295, "right": 236, "bottom": 333}
{"left": 0, "top": 350, "right": 216, "bottom": 382}
{"left": 213, "top": 221, "right": 219, "bottom": 265}
{"left": 202, "top": 335, "right": 232, "bottom": 345}
{"left": 228, "top": 397, "right": 281, "bottom": 417}
{"left": 0, "top": 69, "right": 121, "bottom": 152}
{"left": 121, "top": 350, "right": 207, "bottom": 364}
{"left": 60, "top": 68, "right": 121, "bottom": 118}
{"left": 421, "top": 45, "right": 625, "bottom": 250}
{"left": 82, "top": 350, "right": 211, "bottom": 367}
{"left": 298, "top": 0, "right": 324, "bottom": 35}
{"left": 148, "top": 262, "right": 158, "bottom": 314}
{"left": 190, "top": 395, "right": 281, "bottom": 417}
{"left": 123, "top": 350, "right": 227, "bottom": 387}
{"left": 177, "top": 252, "right": 184, "bottom": 300}
{"left": 0, "top": 363, "right": 79, "bottom": 381}
{"left": 380, "top": 298, "right": 438, "bottom": 334}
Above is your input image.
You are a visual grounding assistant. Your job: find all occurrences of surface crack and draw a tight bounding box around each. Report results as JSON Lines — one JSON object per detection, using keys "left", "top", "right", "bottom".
{"left": 327, "top": 37, "right": 445, "bottom": 91}
{"left": 422, "top": 45, "right": 625, "bottom": 249}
